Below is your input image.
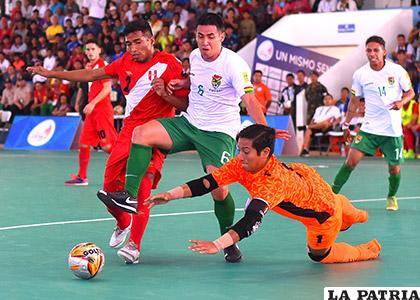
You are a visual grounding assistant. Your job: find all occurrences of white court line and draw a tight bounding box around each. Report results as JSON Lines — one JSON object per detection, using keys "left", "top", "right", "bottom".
{"left": 0, "top": 196, "right": 419, "bottom": 232}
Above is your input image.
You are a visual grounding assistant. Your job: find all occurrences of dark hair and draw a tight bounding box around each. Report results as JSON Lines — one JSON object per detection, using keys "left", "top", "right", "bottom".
{"left": 85, "top": 39, "right": 100, "bottom": 47}
{"left": 297, "top": 69, "right": 305, "bottom": 75}
{"left": 365, "top": 35, "right": 386, "bottom": 48}
{"left": 286, "top": 73, "right": 294, "bottom": 78}
{"left": 253, "top": 70, "right": 262, "bottom": 75}
{"left": 311, "top": 70, "right": 320, "bottom": 77}
{"left": 341, "top": 87, "right": 350, "bottom": 93}
{"left": 123, "top": 19, "right": 153, "bottom": 37}
{"left": 397, "top": 34, "right": 405, "bottom": 39}
{"left": 236, "top": 124, "right": 276, "bottom": 157}
{"left": 197, "top": 13, "right": 225, "bottom": 32}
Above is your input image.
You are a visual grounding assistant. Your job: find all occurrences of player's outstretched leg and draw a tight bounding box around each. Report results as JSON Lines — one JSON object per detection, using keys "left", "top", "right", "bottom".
{"left": 337, "top": 195, "right": 368, "bottom": 231}
{"left": 117, "top": 175, "right": 153, "bottom": 264}
{"left": 331, "top": 163, "right": 353, "bottom": 194}
{"left": 318, "top": 240, "right": 381, "bottom": 264}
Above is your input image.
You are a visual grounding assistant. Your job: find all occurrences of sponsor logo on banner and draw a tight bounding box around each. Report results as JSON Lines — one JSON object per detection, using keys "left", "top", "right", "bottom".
{"left": 27, "top": 119, "right": 56, "bottom": 146}
{"left": 256, "top": 40, "right": 274, "bottom": 62}
{"left": 338, "top": 24, "right": 355, "bottom": 33}
{"left": 324, "top": 287, "right": 420, "bottom": 300}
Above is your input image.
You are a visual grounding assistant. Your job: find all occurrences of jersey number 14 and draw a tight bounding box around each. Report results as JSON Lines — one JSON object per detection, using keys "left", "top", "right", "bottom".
{"left": 378, "top": 86, "right": 386, "bottom": 97}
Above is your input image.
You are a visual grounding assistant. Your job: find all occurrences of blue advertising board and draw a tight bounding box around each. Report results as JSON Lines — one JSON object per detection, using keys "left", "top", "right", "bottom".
{"left": 5, "top": 116, "right": 81, "bottom": 150}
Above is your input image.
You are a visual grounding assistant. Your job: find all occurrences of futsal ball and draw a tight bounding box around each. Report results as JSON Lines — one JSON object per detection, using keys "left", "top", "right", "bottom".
{"left": 68, "top": 242, "right": 105, "bottom": 279}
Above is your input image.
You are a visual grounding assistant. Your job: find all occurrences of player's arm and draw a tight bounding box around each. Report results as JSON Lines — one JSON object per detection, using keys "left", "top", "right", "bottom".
{"left": 189, "top": 199, "right": 269, "bottom": 255}
{"left": 27, "top": 66, "right": 112, "bottom": 82}
{"left": 83, "top": 81, "right": 112, "bottom": 115}
{"left": 242, "top": 92, "right": 290, "bottom": 140}
{"left": 145, "top": 173, "right": 222, "bottom": 207}
{"left": 151, "top": 78, "right": 189, "bottom": 111}
{"left": 389, "top": 88, "right": 415, "bottom": 110}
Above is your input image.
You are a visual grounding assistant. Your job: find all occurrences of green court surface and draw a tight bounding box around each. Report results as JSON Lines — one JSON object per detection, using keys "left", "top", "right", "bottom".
{"left": 1, "top": 151, "right": 420, "bottom": 300}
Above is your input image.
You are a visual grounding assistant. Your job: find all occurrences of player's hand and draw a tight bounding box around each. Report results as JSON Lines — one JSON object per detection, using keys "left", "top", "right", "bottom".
{"left": 145, "top": 192, "right": 172, "bottom": 208}
{"left": 166, "top": 79, "right": 185, "bottom": 95}
{"left": 189, "top": 240, "right": 219, "bottom": 254}
{"left": 27, "top": 66, "right": 50, "bottom": 77}
{"left": 389, "top": 100, "right": 404, "bottom": 110}
{"left": 275, "top": 129, "right": 290, "bottom": 140}
{"left": 343, "top": 128, "right": 353, "bottom": 145}
{"left": 151, "top": 78, "right": 168, "bottom": 97}
{"left": 83, "top": 102, "right": 95, "bottom": 115}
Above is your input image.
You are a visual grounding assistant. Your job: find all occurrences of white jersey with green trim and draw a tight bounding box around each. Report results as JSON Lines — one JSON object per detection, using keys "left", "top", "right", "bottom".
{"left": 351, "top": 60, "right": 412, "bottom": 137}
{"left": 182, "top": 47, "right": 253, "bottom": 139}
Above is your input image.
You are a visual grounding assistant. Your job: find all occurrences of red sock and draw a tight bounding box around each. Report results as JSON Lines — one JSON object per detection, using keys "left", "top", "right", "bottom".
{"left": 107, "top": 207, "right": 131, "bottom": 230}
{"left": 129, "top": 175, "right": 153, "bottom": 249}
{"left": 78, "top": 147, "right": 90, "bottom": 179}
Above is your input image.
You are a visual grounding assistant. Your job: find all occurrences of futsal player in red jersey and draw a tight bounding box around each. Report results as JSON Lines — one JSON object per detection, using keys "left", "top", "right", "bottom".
{"left": 28, "top": 19, "right": 189, "bottom": 263}
{"left": 64, "top": 39, "right": 117, "bottom": 186}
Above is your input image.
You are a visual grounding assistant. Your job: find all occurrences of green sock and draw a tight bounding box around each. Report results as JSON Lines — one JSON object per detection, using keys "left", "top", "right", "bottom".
{"left": 214, "top": 193, "right": 235, "bottom": 234}
{"left": 388, "top": 172, "right": 401, "bottom": 197}
{"left": 125, "top": 144, "right": 152, "bottom": 197}
{"left": 331, "top": 163, "right": 353, "bottom": 194}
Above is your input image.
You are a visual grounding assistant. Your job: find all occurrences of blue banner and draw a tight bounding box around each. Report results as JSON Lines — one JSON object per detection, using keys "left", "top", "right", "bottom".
{"left": 240, "top": 115, "right": 289, "bottom": 156}
{"left": 5, "top": 116, "right": 81, "bottom": 150}
{"left": 253, "top": 35, "right": 339, "bottom": 106}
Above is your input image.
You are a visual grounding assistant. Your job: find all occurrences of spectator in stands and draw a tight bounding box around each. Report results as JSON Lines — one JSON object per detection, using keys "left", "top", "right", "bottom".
{"left": 21, "top": 0, "right": 33, "bottom": 20}
{"left": 252, "top": 70, "right": 272, "bottom": 115}
{"left": 273, "top": 0, "right": 291, "bottom": 20}
{"left": 83, "top": 0, "right": 106, "bottom": 24}
{"left": 156, "top": 24, "right": 174, "bottom": 51}
{"left": 336, "top": 0, "right": 357, "bottom": 11}
{"left": 52, "top": 93, "right": 72, "bottom": 116}
{"left": 14, "top": 20, "right": 28, "bottom": 40}
{"left": 46, "top": 15, "right": 64, "bottom": 44}
{"left": 336, "top": 87, "right": 350, "bottom": 117}
{"left": 305, "top": 70, "right": 328, "bottom": 124}
{"left": 238, "top": 10, "right": 256, "bottom": 47}
{"left": 11, "top": 35, "right": 27, "bottom": 55}
{"left": 223, "top": 0, "right": 239, "bottom": 18}
{"left": 207, "top": 0, "right": 222, "bottom": 15}
{"left": 31, "top": 81, "right": 50, "bottom": 115}
{"left": 125, "top": 2, "right": 139, "bottom": 22}
{"left": 27, "top": 20, "right": 44, "bottom": 42}
{"left": 110, "top": 77, "right": 125, "bottom": 112}
{"left": 172, "top": 25, "right": 186, "bottom": 52}
{"left": 4, "top": 65, "right": 18, "bottom": 85}
{"left": 396, "top": 50, "right": 416, "bottom": 81}
{"left": 0, "top": 52, "right": 11, "bottom": 75}
{"left": 11, "top": 78, "right": 32, "bottom": 116}
{"left": 163, "top": 1, "right": 176, "bottom": 23}
{"left": 185, "top": 9, "right": 198, "bottom": 40}
{"left": 300, "top": 94, "right": 341, "bottom": 157}
{"left": 38, "top": 36, "right": 49, "bottom": 58}
{"left": 250, "top": 0, "right": 267, "bottom": 32}
{"left": 141, "top": 1, "right": 153, "bottom": 22}
{"left": 84, "top": 16, "right": 101, "bottom": 36}
{"left": 169, "top": 13, "right": 185, "bottom": 36}
{"left": 1, "top": 79, "right": 15, "bottom": 113}
{"left": 182, "top": 58, "right": 190, "bottom": 77}
{"left": 12, "top": 53, "right": 26, "bottom": 72}
{"left": 176, "top": 40, "right": 192, "bottom": 61}
{"left": 317, "top": 0, "right": 337, "bottom": 12}
{"left": 74, "top": 15, "right": 85, "bottom": 40}
{"left": 223, "top": 25, "right": 240, "bottom": 52}
{"left": 112, "top": 43, "right": 124, "bottom": 62}
{"left": 154, "top": 1, "right": 166, "bottom": 20}
{"left": 296, "top": 69, "right": 308, "bottom": 91}
{"left": 224, "top": 8, "right": 238, "bottom": 31}
{"left": 392, "top": 34, "right": 414, "bottom": 62}
{"left": 43, "top": 48, "right": 57, "bottom": 71}
{"left": 67, "top": 44, "right": 87, "bottom": 70}
{"left": 33, "top": 0, "right": 48, "bottom": 18}
{"left": 289, "top": 0, "right": 312, "bottom": 14}
{"left": 280, "top": 73, "right": 299, "bottom": 126}
{"left": 194, "top": 0, "right": 207, "bottom": 18}
{"left": 2, "top": 35, "right": 13, "bottom": 57}
{"left": 150, "top": 13, "right": 163, "bottom": 36}
{"left": 0, "top": 17, "right": 13, "bottom": 39}
{"left": 402, "top": 99, "right": 418, "bottom": 159}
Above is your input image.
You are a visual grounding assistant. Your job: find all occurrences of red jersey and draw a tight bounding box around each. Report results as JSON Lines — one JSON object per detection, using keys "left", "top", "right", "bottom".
{"left": 104, "top": 51, "right": 188, "bottom": 125}
{"left": 88, "top": 58, "right": 113, "bottom": 112}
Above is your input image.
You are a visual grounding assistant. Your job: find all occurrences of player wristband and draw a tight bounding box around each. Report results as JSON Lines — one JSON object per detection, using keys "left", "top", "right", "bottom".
{"left": 342, "top": 122, "right": 350, "bottom": 131}
{"left": 213, "top": 233, "right": 235, "bottom": 252}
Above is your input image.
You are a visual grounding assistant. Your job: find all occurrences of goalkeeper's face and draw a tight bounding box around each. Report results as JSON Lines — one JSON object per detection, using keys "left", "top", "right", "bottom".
{"left": 237, "top": 138, "right": 270, "bottom": 174}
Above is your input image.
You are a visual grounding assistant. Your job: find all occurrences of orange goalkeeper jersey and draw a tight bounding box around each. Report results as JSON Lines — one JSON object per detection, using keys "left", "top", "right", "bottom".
{"left": 212, "top": 156, "right": 337, "bottom": 216}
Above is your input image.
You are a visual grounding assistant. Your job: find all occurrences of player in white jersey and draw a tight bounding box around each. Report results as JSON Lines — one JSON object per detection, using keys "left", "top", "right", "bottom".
{"left": 331, "top": 36, "right": 415, "bottom": 211}
{"left": 97, "top": 13, "right": 290, "bottom": 264}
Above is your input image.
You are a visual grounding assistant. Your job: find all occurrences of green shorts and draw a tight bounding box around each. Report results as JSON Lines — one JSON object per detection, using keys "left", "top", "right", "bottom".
{"left": 351, "top": 130, "right": 404, "bottom": 165}
{"left": 157, "top": 115, "right": 237, "bottom": 170}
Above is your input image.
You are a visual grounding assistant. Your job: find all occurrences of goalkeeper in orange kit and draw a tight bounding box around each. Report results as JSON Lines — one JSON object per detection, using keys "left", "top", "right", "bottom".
{"left": 146, "top": 124, "right": 381, "bottom": 264}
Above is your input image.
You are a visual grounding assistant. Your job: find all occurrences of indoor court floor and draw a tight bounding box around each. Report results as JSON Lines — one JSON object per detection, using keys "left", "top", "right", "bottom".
{"left": 1, "top": 151, "right": 419, "bottom": 299}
